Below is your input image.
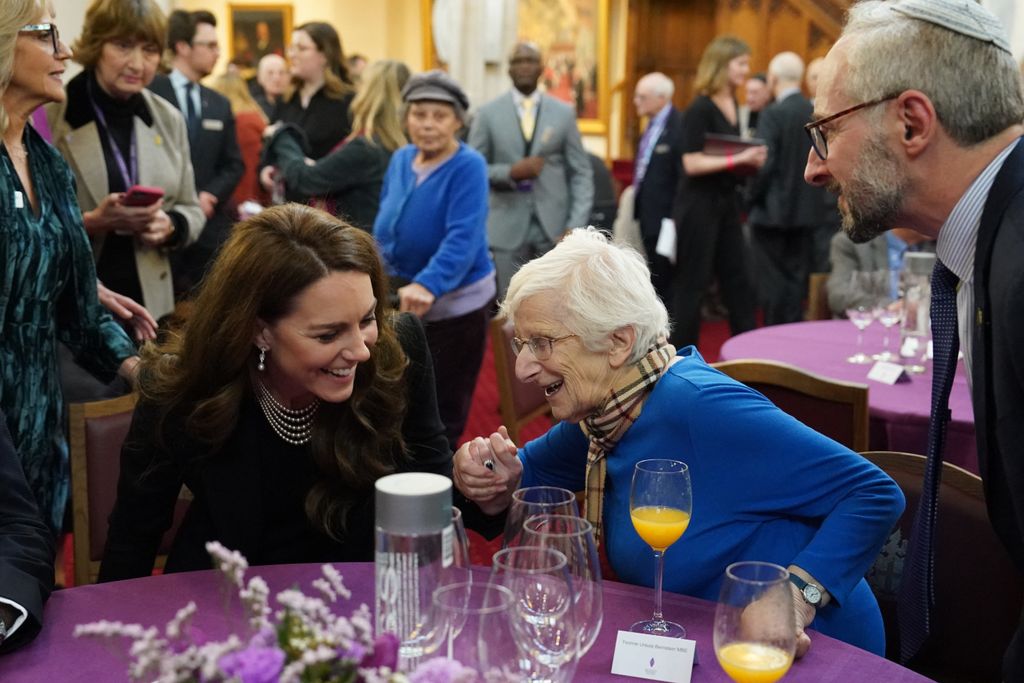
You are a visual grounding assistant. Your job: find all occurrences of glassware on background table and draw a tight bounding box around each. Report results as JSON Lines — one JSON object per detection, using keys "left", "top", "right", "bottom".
{"left": 428, "top": 581, "right": 522, "bottom": 678}
{"left": 713, "top": 561, "right": 796, "bottom": 683}
{"left": 629, "top": 459, "right": 692, "bottom": 638}
{"left": 521, "top": 514, "right": 603, "bottom": 656}
{"left": 874, "top": 299, "right": 904, "bottom": 362}
{"left": 492, "top": 546, "right": 579, "bottom": 682}
{"left": 503, "top": 486, "right": 580, "bottom": 548}
{"left": 450, "top": 506, "right": 472, "bottom": 583}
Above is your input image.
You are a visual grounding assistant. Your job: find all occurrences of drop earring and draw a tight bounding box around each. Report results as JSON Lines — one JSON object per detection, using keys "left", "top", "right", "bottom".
{"left": 257, "top": 347, "right": 267, "bottom": 372}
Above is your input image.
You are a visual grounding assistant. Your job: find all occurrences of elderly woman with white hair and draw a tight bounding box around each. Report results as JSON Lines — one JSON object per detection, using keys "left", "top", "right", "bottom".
{"left": 454, "top": 227, "right": 904, "bottom": 656}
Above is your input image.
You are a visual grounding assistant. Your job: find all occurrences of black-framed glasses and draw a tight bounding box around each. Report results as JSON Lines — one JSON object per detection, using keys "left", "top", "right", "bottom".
{"left": 20, "top": 23, "right": 60, "bottom": 54}
{"left": 804, "top": 94, "right": 898, "bottom": 161}
{"left": 510, "top": 334, "right": 577, "bottom": 360}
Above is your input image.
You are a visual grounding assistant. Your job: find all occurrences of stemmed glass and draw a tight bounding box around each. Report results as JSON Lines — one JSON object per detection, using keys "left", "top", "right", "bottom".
{"left": 491, "top": 546, "right": 579, "bottom": 682}
{"left": 629, "top": 459, "right": 692, "bottom": 638}
{"left": 503, "top": 486, "right": 580, "bottom": 548}
{"left": 428, "top": 581, "right": 523, "bottom": 677}
{"left": 450, "top": 506, "right": 472, "bottom": 583}
{"left": 845, "top": 270, "right": 886, "bottom": 364}
{"left": 874, "top": 299, "right": 904, "bottom": 362}
{"left": 521, "top": 514, "right": 603, "bottom": 656}
{"left": 714, "top": 561, "right": 796, "bottom": 683}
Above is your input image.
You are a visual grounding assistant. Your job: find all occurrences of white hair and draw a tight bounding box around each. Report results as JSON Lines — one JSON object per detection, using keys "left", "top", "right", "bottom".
{"left": 768, "top": 51, "right": 804, "bottom": 84}
{"left": 500, "top": 227, "right": 670, "bottom": 364}
{"left": 638, "top": 72, "right": 674, "bottom": 99}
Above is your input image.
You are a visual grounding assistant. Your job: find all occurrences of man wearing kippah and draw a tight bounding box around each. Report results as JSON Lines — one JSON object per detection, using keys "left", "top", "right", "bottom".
{"left": 804, "top": 0, "right": 1024, "bottom": 677}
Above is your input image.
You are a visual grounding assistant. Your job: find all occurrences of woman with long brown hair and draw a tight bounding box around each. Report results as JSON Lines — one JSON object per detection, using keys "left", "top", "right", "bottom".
{"left": 98, "top": 203, "right": 450, "bottom": 579}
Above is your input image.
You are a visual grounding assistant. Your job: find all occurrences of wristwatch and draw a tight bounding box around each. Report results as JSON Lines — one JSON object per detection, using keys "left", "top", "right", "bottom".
{"left": 789, "top": 574, "right": 823, "bottom": 608}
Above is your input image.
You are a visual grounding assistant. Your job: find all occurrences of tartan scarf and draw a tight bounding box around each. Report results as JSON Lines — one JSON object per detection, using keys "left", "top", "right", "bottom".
{"left": 580, "top": 338, "right": 676, "bottom": 542}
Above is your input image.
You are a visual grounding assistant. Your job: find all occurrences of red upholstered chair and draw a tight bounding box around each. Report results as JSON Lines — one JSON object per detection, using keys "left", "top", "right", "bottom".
{"left": 862, "top": 451, "right": 1022, "bottom": 682}
{"left": 68, "top": 394, "right": 190, "bottom": 585}
{"left": 712, "top": 359, "right": 870, "bottom": 451}
{"left": 489, "top": 316, "right": 551, "bottom": 445}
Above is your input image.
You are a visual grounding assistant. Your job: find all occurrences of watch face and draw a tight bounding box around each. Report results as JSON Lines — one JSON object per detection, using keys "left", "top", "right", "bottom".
{"left": 803, "top": 584, "right": 822, "bottom": 605}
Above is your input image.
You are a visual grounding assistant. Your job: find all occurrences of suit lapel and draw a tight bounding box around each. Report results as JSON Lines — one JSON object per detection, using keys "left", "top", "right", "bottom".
{"left": 63, "top": 123, "right": 108, "bottom": 206}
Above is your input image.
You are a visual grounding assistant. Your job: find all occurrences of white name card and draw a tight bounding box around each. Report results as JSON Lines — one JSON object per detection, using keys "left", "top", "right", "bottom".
{"left": 868, "top": 361, "right": 909, "bottom": 385}
{"left": 611, "top": 630, "right": 696, "bottom": 683}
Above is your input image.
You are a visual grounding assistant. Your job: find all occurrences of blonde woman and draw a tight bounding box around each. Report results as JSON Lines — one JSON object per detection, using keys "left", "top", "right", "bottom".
{"left": 209, "top": 72, "right": 267, "bottom": 206}
{"left": 264, "top": 59, "right": 409, "bottom": 230}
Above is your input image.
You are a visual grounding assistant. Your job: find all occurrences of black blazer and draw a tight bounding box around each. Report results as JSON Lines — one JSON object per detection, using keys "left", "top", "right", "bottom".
{"left": 0, "top": 411, "right": 53, "bottom": 652}
{"left": 98, "top": 313, "right": 452, "bottom": 581}
{"left": 634, "top": 106, "right": 685, "bottom": 244}
{"left": 748, "top": 92, "right": 828, "bottom": 228}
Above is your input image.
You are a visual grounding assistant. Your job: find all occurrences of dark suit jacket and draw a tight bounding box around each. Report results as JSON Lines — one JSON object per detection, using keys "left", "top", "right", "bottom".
{"left": 634, "top": 106, "right": 685, "bottom": 244}
{"left": 749, "top": 91, "right": 828, "bottom": 228}
{"left": 0, "top": 411, "right": 54, "bottom": 653}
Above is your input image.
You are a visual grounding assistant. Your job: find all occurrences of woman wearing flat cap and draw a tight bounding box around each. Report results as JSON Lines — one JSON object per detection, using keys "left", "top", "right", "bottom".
{"left": 373, "top": 69, "right": 494, "bottom": 451}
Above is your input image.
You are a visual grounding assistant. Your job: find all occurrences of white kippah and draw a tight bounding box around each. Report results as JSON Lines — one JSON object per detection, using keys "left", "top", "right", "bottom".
{"left": 890, "top": 0, "right": 1012, "bottom": 54}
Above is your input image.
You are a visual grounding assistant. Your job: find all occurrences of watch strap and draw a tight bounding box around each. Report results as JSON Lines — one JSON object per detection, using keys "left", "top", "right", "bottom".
{"left": 788, "top": 573, "right": 823, "bottom": 606}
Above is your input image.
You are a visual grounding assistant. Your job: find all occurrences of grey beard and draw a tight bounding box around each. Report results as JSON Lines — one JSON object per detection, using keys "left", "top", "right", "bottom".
{"left": 831, "top": 133, "right": 907, "bottom": 244}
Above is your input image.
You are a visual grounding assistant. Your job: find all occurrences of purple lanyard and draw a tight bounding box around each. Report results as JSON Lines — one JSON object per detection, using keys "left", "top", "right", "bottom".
{"left": 87, "top": 78, "right": 138, "bottom": 188}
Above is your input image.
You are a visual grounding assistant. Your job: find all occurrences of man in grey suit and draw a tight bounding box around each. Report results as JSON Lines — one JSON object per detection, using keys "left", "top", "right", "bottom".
{"left": 468, "top": 42, "right": 593, "bottom": 296}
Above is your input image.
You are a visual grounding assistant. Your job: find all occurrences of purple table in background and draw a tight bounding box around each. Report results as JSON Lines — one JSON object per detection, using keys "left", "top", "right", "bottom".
{"left": 719, "top": 320, "right": 977, "bottom": 473}
{"left": 0, "top": 562, "right": 933, "bottom": 682}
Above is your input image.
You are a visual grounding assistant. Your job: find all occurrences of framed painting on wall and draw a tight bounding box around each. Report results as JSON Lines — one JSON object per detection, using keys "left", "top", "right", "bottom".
{"left": 517, "top": 0, "right": 609, "bottom": 134}
{"left": 228, "top": 4, "right": 293, "bottom": 69}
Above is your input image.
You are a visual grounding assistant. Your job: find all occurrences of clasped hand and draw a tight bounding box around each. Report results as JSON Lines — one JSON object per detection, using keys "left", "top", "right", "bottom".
{"left": 93, "top": 193, "right": 172, "bottom": 246}
{"left": 452, "top": 426, "right": 522, "bottom": 516}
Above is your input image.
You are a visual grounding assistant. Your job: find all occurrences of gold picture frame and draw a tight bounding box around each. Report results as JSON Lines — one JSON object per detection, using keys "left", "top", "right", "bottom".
{"left": 228, "top": 4, "right": 293, "bottom": 69}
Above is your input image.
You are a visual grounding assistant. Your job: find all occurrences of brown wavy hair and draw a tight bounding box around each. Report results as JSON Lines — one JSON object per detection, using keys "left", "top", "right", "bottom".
{"left": 289, "top": 21, "right": 354, "bottom": 100}
{"left": 693, "top": 35, "right": 750, "bottom": 97}
{"left": 138, "top": 203, "right": 407, "bottom": 538}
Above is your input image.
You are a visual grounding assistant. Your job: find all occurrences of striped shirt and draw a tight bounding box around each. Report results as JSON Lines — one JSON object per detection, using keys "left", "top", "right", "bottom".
{"left": 935, "top": 138, "right": 1019, "bottom": 388}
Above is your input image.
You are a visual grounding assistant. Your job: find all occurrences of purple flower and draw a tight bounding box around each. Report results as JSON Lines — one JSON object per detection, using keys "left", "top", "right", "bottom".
{"left": 409, "top": 657, "right": 473, "bottom": 683}
{"left": 219, "top": 645, "right": 285, "bottom": 683}
{"left": 340, "top": 641, "right": 366, "bottom": 663}
{"left": 249, "top": 626, "right": 278, "bottom": 649}
{"left": 361, "top": 632, "right": 399, "bottom": 669}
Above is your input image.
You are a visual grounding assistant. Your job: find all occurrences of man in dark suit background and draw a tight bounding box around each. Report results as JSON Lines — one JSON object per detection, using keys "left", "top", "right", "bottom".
{"left": 805, "top": 0, "right": 1024, "bottom": 676}
{"left": 0, "top": 410, "right": 54, "bottom": 653}
{"left": 150, "top": 10, "right": 244, "bottom": 294}
{"left": 632, "top": 72, "right": 684, "bottom": 308}
{"left": 749, "top": 52, "right": 829, "bottom": 325}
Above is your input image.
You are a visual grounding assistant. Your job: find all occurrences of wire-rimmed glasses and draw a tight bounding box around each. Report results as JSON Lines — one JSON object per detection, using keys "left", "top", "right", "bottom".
{"left": 804, "top": 94, "right": 898, "bottom": 161}
{"left": 510, "top": 334, "right": 578, "bottom": 360}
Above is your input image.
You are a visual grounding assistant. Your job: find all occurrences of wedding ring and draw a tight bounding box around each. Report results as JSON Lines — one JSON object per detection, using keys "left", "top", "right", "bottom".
{"left": 483, "top": 459, "right": 495, "bottom": 471}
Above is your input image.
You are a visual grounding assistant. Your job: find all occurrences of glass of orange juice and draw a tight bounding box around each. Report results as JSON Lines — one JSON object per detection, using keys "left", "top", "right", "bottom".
{"left": 714, "top": 561, "right": 796, "bottom": 683}
{"left": 629, "top": 459, "right": 692, "bottom": 637}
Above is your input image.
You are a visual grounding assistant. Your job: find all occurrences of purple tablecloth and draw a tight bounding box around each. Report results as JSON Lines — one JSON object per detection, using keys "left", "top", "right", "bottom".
{"left": 0, "top": 562, "right": 934, "bottom": 682}
{"left": 719, "top": 321, "right": 977, "bottom": 473}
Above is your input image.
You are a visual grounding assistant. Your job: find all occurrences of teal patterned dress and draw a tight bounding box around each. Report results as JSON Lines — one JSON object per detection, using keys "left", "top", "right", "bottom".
{"left": 0, "top": 125, "right": 136, "bottom": 533}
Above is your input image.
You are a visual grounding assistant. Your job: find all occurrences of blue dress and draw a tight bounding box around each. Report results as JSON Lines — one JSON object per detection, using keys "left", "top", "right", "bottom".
{"left": 518, "top": 347, "right": 905, "bottom": 654}
{"left": 0, "top": 126, "right": 135, "bottom": 533}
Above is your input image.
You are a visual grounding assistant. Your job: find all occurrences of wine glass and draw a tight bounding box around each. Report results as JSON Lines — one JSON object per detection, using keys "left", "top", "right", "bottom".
{"left": 873, "top": 299, "right": 904, "bottom": 362}
{"left": 428, "top": 581, "right": 523, "bottom": 678}
{"left": 714, "top": 561, "right": 796, "bottom": 683}
{"left": 629, "top": 459, "right": 692, "bottom": 638}
{"left": 521, "top": 514, "right": 603, "bottom": 656}
{"left": 503, "top": 486, "right": 580, "bottom": 548}
{"left": 449, "top": 506, "right": 472, "bottom": 583}
{"left": 845, "top": 270, "right": 885, "bottom": 364}
{"left": 491, "top": 546, "right": 579, "bottom": 682}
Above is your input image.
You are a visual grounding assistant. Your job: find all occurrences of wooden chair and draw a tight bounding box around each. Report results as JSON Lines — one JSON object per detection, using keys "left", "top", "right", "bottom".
{"left": 68, "top": 394, "right": 190, "bottom": 585}
{"left": 862, "top": 451, "right": 1022, "bottom": 682}
{"left": 489, "top": 316, "right": 551, "bottom": 445}
{"left": 712, "top": 359, "right": 869, "bottom": 451}
{"left": 806, "top": 272, "right": 831, "bottom": 320}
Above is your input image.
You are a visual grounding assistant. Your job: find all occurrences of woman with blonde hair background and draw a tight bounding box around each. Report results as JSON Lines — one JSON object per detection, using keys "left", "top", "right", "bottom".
{"left": 209, "top": 71, "right": 267, "bottom": 207}
{"left": 264, "top": 59, "right": 409, "bottom": 230}
{"left": 669, "top": 35, "right": 767, "bottom": 348}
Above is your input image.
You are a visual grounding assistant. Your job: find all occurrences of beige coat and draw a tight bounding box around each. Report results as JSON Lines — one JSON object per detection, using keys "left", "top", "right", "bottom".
{"left": 48, "top": 88, "right": 204, "bottom": 319}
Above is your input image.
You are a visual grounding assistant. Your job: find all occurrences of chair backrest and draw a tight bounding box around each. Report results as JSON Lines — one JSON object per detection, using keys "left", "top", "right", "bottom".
{"left": 489, "top": 316, "right": 551, "bottom": 445}
{"left": 712, "top": 359, "right": 869, "bottom": 451}
{"left": 68, "top": 394, "right": 190, "bottom": 585}
{"left": 862, "top": 451, "right": 1022, "bottom": 680}
{"left": 806, "top": 272, "right": 831, "bottom": 321}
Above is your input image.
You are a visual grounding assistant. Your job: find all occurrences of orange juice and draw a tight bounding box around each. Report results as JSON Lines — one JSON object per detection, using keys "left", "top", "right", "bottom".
{"left": 716, "top": 642, "right": 793, "bottom": 683}
{"left": 630, "top": 506, "right": 690, "bottom": 549}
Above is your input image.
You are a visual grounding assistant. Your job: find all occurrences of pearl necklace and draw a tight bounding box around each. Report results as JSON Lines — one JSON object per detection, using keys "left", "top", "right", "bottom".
{"left": 254, "top": 376, "right": 320, "bottom": 445}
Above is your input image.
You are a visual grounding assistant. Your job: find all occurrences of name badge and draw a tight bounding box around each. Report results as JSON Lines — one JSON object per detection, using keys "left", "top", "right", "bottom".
{"left": 654, "top": 143, "right": 670, "bottom": 153}
{"left": 611, "top": 630, "right": 696, "bottom": 683}
{"left": 202, "top": 119, "right": 224, "bottom": 131}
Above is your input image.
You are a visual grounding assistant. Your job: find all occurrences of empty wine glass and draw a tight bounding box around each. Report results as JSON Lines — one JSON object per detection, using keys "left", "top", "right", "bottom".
{"left": 450, "top": 506, "right": 472, "bottom": 583}
{"left": 714, "top": 561, "right": 796, "bottom": 683}
{"left": 428, "top": 581, "right": 523, "bottom": 678}
{"left": 845, "top": 270, "right": 886, "bottom": 364}
{"left": 492, "top": 546, "right": 579, "bottom": 682}
{"left": 629, "top": 459, "right": 692, "bottom": 638}
{"left": 874, "top": 300, "right": 904, "bottom": 362}
{"left": 503, "top": 486, "right": 580, "bottom": 548}
{"left": 521, "top": 514, "right": 603, "bottom": 656}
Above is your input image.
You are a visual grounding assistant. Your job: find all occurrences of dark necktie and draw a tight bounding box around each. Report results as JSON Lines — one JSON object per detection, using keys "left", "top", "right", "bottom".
{"left": 185, "top": 82, "right": 200, "bottom": 145}
{"left": 897, "top": 258, "right": 960, "bottom": 663}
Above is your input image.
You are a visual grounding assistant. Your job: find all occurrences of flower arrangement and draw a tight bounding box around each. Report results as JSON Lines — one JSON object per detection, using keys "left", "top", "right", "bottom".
{"left": 74, "top": 542, "right": 478, "bottom": 683}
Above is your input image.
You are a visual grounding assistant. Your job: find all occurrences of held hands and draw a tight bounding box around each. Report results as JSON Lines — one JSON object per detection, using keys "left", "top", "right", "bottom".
{"left": 397, "top": 283, "right": 435, "bottom": 318}
{"left": 509, "top": 156, "right": 545, "bottom": 181}
{"left": 88, "top": 193, "right": 162, "bottom": 235}
{"left": 97, "top": 282, "right": 158, "bottom": 341}
{"left": 136, "top": 209, "right": 174, "bottom": 248}
{"left": 452, "top": 426, "right": 522, "bottom": 516}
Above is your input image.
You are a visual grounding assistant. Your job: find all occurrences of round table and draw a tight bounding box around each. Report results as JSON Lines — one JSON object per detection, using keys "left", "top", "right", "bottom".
{"left": 0, "top": 562, "right": 935, "bottom": 682}
{"left": 719, "top": 320, "right": 976, "bottom": 473}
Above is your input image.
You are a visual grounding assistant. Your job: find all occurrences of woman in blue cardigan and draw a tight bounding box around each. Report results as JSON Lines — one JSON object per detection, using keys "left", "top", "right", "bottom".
{"left": 453, "top": 228, "right": 904, "bottom": 657}
{"left": 373, "top": 70, "right": 495, "bottom": 450}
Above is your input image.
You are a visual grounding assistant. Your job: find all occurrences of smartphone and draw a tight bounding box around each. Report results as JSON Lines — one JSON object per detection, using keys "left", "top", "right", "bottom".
{"left": 122, "top": 185, "right": 165, "bottom": 207}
